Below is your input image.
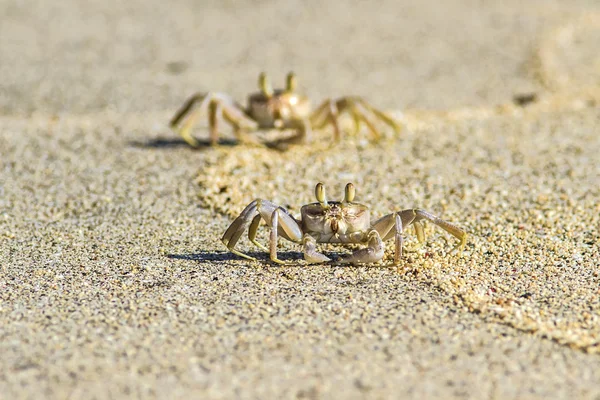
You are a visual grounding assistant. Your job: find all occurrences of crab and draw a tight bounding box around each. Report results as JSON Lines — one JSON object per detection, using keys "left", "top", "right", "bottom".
{"left": 170, "top": 72, "right": 403, "bottom": 147}
{"left": 221, "top": 183, "right": 467, "bottom": 265}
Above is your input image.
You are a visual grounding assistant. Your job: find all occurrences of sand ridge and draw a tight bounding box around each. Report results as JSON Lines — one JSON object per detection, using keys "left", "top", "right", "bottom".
{"left": 195, "top": 11, "right": 600, "bottom": 358}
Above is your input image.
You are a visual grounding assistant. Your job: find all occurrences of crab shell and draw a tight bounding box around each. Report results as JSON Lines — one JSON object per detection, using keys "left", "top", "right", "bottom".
{"left": 301, "top": 201, "right": 370, "bottom": 243}
{"left": 247, "top": 89, "right": 312, "bottom": 129}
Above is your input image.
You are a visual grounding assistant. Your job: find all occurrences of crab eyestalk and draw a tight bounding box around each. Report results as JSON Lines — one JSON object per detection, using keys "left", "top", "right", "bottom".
{"left": 286, "top": 72, "right": 297, "bottom": 92}
{"left": 259, "top": 72, "right": 274, "bottom": 98}
{"left": 343, "top": 183, "right": 356, "bottom": 203}
{"left": 315, "top": 182, "right": 328, "bottom": 206}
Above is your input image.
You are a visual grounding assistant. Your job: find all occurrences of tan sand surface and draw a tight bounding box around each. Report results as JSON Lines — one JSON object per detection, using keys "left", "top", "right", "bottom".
{"left": 1, "top": 1, "right": 600, "bottom": 399}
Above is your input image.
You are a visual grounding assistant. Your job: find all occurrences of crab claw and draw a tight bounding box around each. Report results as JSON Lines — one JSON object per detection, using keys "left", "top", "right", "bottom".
{"left": 336, "top": 231, "right": 384, "bottom": 264}
{"left": 302, "top": 235, "right": 331, "bottom": 263}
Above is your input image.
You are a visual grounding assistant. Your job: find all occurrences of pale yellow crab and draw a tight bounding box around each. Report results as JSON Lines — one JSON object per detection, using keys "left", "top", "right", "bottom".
{"left": 170, "top": 72, "right": 403, "bottom": 147}
{"left": 222, "top": 183, "right": 467, "bottom": 265}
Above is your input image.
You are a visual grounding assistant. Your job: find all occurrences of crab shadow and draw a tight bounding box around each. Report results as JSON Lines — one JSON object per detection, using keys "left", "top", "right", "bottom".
{"left": 166, "top": 250, "right": 303, "bottom": 263}
{"left": 128, "top": 130, "right": 307, "bottom": 151}
{"left": 166, "top": 251, "right": 400, "bottom": 269}
{"left": 128, "top": 136, "right": 239, "bottom": 149}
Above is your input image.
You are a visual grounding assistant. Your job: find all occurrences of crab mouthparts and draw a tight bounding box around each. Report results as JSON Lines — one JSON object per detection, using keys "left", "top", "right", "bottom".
{"left": 328, "top": 216, "right": 348, "bottom": 236}
{"left": 331, "top": 219, "right": 339, "bottom": 234}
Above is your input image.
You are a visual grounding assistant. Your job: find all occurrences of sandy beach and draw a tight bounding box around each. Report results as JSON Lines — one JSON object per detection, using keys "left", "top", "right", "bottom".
{"left": 1, "top": 1, "right": 599, "bottom": 399}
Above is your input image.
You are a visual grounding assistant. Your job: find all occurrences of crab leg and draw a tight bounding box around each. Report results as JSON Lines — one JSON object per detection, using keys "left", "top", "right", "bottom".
{"left": 413, "top": 221, "right": 426, "bottom": 244}
{"left": 221, "top": 199, "right": 302, "bottom": 262}
{"left": 169, "top": 93, "right": 208, "bottom": 147}
{"left": 348, "top": 100, "right": 382, "bottom": 141}
{"left": 308, "top": 100, "right": 332, "bottom": 128}
{"left": 326, "top": 100, "right": 342, "bottom": 141}
{"left": 170, "top": 92, "right": 258, "bottom": 147}
{"left": 310, "top": 99, "right": 342, "bottom": 140}
{"left": 208, "top": 101, "right": 220, "bottom": 145}
{"left": 221, "top": 201, "right": 263, "bottom": 261}
{"left": 361, "top": 100, "right": 404, "bottom": 135}
{"left": 371, "top": 209, "right": 468, "bottom": 263}
{"left": 310, "top": 97, "right": 402, "bottom": 142}
{"left": 269, "top": 207, "right": 304, "bottom": 264}
{"left": 248, "top": 214, "right": 268, "bottom": 252}
{"left": 394, "top": 213, "right": 404, "bottom": 263}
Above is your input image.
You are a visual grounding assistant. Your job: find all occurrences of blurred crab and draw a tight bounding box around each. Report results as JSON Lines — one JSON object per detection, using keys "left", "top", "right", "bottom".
{"left": 170, "top": 72, "right": 403, "bottom": 147}
{"left": 222, "top": 183, "right": 467, "bottom": 265}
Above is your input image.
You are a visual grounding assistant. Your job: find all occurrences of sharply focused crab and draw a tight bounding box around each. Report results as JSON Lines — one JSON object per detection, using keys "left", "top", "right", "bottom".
{"left": 170, "top": 72, "right": 403, "bottom": 147}
{"left": 222, "top": 183, "right": 467, "bottom": 265}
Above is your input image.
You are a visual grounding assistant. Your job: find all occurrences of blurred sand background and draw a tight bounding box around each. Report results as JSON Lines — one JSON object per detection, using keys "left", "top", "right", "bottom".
{"left": 1, "top": 0, "right": 600, "bottom": 399}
